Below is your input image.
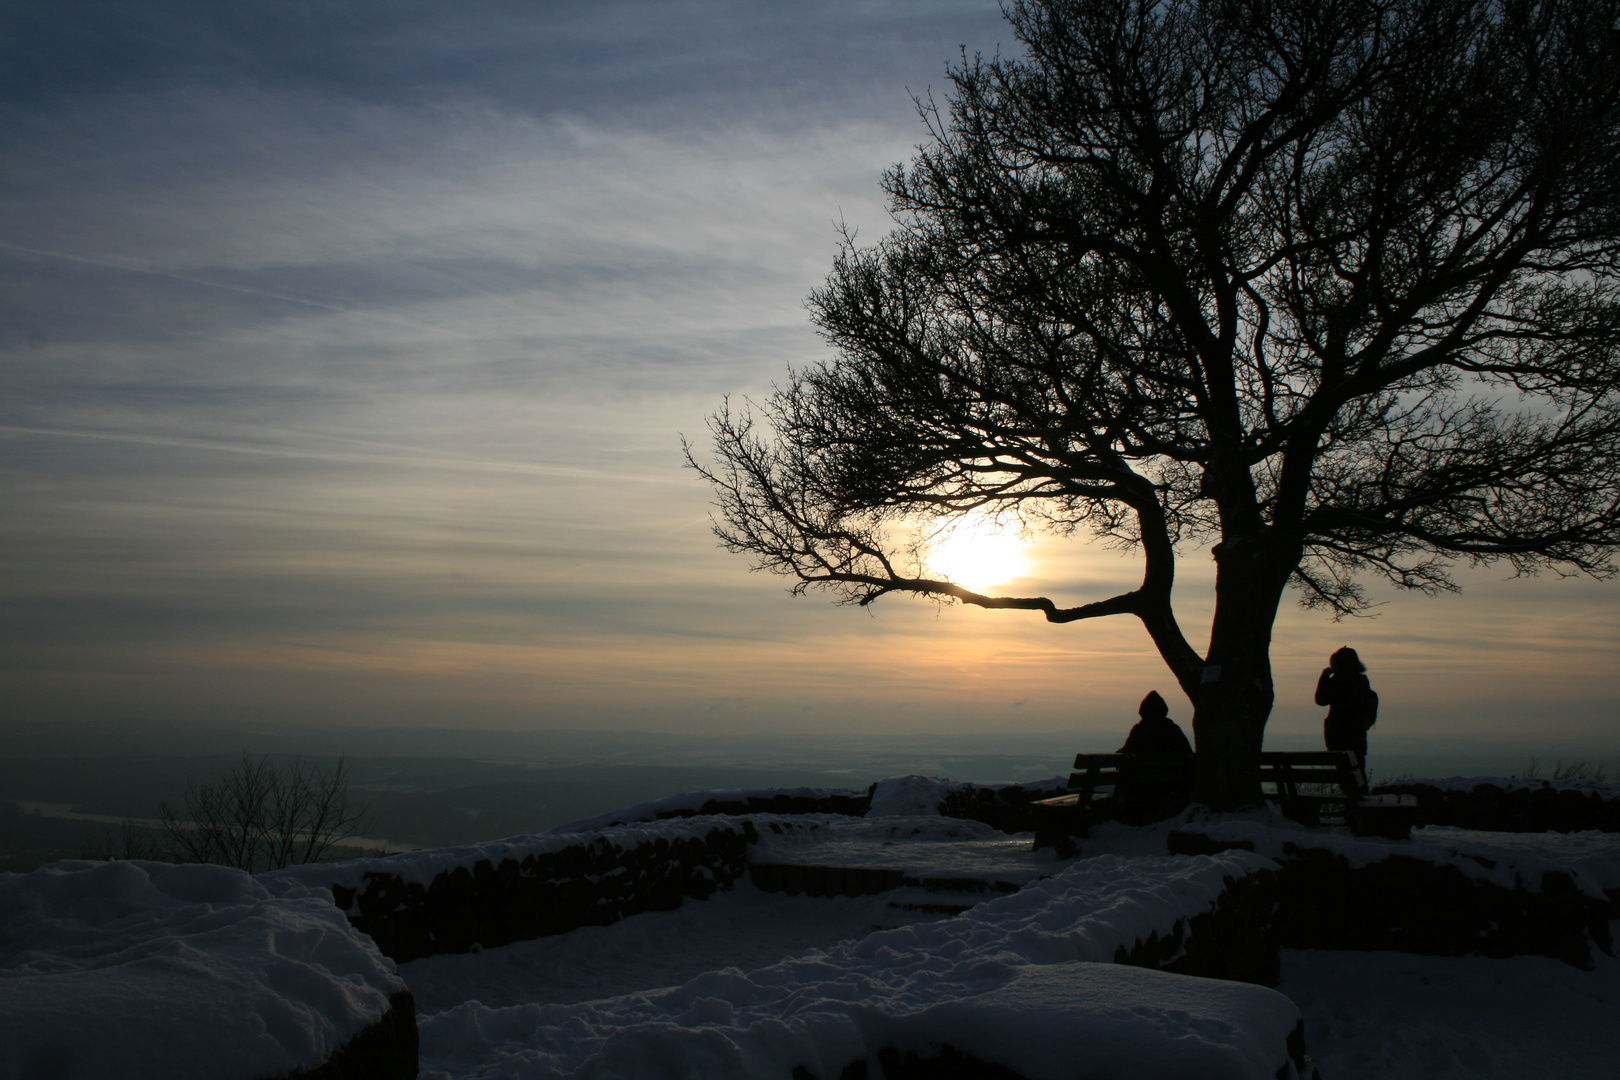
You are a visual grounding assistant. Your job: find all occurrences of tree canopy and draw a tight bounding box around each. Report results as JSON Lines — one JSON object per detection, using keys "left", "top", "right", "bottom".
{"left": 688, "top": 0, "right": 1620, "bottom": 806}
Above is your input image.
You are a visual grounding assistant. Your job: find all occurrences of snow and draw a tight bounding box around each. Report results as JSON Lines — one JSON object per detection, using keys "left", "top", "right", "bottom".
{"left": 420, "top": 961, "right": 1302, "bottom": 1080}
{"left": 1278, "top": 943, "right": 1620, "bottom": 1079}
{"left": 1177, "top": 806, "right": 1620, "bottom": 900}
{"left": 414, "top": 849, "right": 1296, "bottom": 1080}
{"left": 16, "top": 776, "right": 1620, "bottom": 1080}
{"left": 866, "top": 774, "right": 954, "bottom": 817}
{"left": 1412, "top": 826, "right": 1620, "bottom": 894}
{"left": 400, "top": 881, "right": 905, "bottom": 1015}
{"left": 1385, "top": 776, "right": 1620, "bottom": 800}
{"left": 0, "top": 859, "right": 404, "bottom": 1080}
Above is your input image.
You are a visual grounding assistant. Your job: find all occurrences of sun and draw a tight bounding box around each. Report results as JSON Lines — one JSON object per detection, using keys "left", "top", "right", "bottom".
{"left": 923, "top": 517, "right": 1032, "bottom": 593}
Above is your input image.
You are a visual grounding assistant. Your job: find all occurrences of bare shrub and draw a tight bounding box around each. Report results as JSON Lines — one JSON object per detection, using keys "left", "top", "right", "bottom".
{"left": 1522, "top": 757, "right": 1608, "bottom": 782}
{"left": 158, "top": 752, "right": 374, "bottom": 873}
{"left": 82, "top": 819, "right": 175, "bottom": 863}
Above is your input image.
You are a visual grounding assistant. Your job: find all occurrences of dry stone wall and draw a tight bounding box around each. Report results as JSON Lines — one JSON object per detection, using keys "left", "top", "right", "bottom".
{"left": 332, "top": 821, "right": 756, "bottom": 963}
{"left": 1376, "top": 780, "right": 1620, "bottom": 833}
{"left": 1168, "top": 829, "right": 1614, "bottom": 969}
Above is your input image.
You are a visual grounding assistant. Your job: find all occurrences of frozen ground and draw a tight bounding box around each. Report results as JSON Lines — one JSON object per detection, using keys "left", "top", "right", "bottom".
{"left": 407, "top": 847, "right": 1290, "bottom": 1079}
{"left": 396, "top": 805, "right": 1620, "bottom": 1080}
{"left": 16, "top": 776, "right": 1612, "bottom": 1079}
{"left": 1278, "top": 943, "right": 1620, "bottom": 1079}
{"left": 400, "top": 884, "right": 1620, "bottom": 1079}
{"left": 401, "top": 883, "right": 904, "bottom": 1015}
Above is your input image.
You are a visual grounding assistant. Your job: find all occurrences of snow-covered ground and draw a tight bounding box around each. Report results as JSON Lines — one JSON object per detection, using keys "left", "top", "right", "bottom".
{"left": 1278, "top": 946, "right": 1620, "bottom": 1078}
{"left": 401, "top": 883, "right": 900, "bottom": 1015}
{"left": 404, "top": 897, "right": 1620, "bottom": 1078}
{"left": 392, "top": 787, "right": 1620, "bottom": 1080}
{"left": 8, "top": 777, "right": 1619, "bottom": 1079}
{"left": 0, "top": 859, "right": 406, "bottom": 1080}
{"left": 395, "top": 863, "right": 1620, "bottom": 1079}
{"left": 409, "top": 846, "right": 1297, "bottom": 1079}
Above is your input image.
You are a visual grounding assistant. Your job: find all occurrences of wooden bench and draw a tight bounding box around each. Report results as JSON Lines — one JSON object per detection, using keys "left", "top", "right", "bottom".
{"left": 1259, "top": 750, "right": 1416, "bottom": 838}
{"left": 1032, "top": 750, "right": 1415, "bottom": 841}
{"left": 1258, "top": 750, "right": 1366, "bottom": 825}
{"left": 1031, "top": 752, "right": 1196, "bottom": 840}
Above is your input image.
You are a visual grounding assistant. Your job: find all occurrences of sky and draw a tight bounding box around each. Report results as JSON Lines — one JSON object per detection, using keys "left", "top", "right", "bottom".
{"left": 1, "top": 0, "right": 1615, "bottom": 749}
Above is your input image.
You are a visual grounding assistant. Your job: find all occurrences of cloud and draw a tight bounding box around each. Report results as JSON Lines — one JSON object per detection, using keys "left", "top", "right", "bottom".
{"left": 0, "top": 0, "right": 1614, "bottom": 740}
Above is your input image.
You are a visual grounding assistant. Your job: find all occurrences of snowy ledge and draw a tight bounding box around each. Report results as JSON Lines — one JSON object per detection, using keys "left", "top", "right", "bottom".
{"left": 0, "top": 860, "right": 412, "bottom": 1080}
{"left": 1168, "top": 811, "right": 1620, "bottom": 967}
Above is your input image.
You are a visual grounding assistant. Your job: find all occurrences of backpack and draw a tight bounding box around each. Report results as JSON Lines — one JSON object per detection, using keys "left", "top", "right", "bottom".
{"left": 1362, "top": 688, "right": 1379, "bottom": 731}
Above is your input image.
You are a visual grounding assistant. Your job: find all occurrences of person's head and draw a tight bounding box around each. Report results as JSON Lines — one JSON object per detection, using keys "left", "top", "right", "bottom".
{"left": 1330, "top": 646, "right": 1365, "bottom": 673}
{"left": 1138, "top": 690, "right": 1169, "bottom": 719}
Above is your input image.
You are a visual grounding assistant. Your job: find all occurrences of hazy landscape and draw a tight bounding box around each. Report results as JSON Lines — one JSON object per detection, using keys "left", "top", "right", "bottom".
{"left": 6, "top": 720, "right": 1611, "bottom": 873}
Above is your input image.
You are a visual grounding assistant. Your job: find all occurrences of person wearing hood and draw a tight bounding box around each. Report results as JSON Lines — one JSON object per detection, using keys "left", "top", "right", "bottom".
{"left": 1113, "top": 691, "right": 1194, "bottom": 821}
{"left": 1118, "top": 691, "right": 1193, "bottom": 756}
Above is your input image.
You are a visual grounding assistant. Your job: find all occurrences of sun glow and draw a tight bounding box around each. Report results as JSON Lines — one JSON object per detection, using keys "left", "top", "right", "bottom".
{"left": 923, "top": 517, "right": 1033, "bottom": 593}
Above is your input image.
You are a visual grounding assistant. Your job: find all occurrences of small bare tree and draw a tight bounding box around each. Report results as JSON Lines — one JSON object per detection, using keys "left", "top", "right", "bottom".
{"left": 157, "top": 752, "right": 374, "bottom": 873}
{"left": 82, "top": 818, "right": 175, "bottom": 863}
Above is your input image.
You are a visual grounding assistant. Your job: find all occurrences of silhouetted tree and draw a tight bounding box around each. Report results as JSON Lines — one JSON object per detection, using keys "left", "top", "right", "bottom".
{"left": 689, "top": 0, "right": 1620, "bottom": 807}
{"left": 157, "top": 753, "right": 373, "bottom": 872}
{"left": 83, "top": 818, "right": 175, "bottom": 863}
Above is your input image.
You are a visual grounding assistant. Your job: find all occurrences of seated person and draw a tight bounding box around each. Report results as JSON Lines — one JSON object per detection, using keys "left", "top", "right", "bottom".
{"left": 1113, "top": 691, "right": 1194, "bottom": 821}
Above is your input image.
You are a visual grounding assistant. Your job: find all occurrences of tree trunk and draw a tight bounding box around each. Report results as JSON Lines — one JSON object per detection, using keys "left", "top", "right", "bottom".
{"left": 1192, "top": 680, "right": 1272, "bottom": 810}
{"left": 1189, "top": 538, "right": 1294, "bottom": 809}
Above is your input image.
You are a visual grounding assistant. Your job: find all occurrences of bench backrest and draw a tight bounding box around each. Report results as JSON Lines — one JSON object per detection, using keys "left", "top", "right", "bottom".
{"left": 1070, "top": 753, "right": 1194, "bottom": 801}
{"left": 1256, "top": 750, "right": 1364, "bottom": 802}
{"left": 1070, "top": 750, "right": 1364, "bottom": 803}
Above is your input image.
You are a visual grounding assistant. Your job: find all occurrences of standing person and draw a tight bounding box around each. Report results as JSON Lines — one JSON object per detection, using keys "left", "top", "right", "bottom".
{"left": 1316, "top": 647, "right": 1378, "bottom": 789}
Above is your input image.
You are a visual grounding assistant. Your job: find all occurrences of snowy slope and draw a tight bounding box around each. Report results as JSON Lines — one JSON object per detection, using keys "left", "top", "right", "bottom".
{"left": 0, "top": 859, "right": 405, "bottom": 1080}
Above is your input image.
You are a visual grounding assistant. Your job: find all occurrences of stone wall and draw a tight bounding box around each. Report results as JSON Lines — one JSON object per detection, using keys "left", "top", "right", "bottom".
{"left": 1114, "top": 866, "right": 1282, "bottom": 986}
{"left": 1375, "top": 781, "right": 1620, "bottom": 833}
{"left": 274, "top": 990, "right": 418, "bottom": 1080}
{"left": 1168, "top": 829, "right": 1614, "bottom": 969}
{"left": 936, "top": 781, "right": 1064, "bottom": 835}
{"left": 333, "top": 821, "right": 757, "bottom": 963}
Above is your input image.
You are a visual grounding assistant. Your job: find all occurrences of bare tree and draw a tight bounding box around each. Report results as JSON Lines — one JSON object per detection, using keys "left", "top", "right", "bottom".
{"left": 83, "top": 819, "right": 175, "bottom": 863}
{"left": 158, "top": 753, "right": 374, "bottom": 872}
{"left": 688, "top": 0, "right": 1620, "bottom": 807}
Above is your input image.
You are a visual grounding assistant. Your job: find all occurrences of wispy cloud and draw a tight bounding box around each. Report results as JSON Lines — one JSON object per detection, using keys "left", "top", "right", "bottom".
{"left": 1, "top": 0, "right": 1613, "bottom": 739}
